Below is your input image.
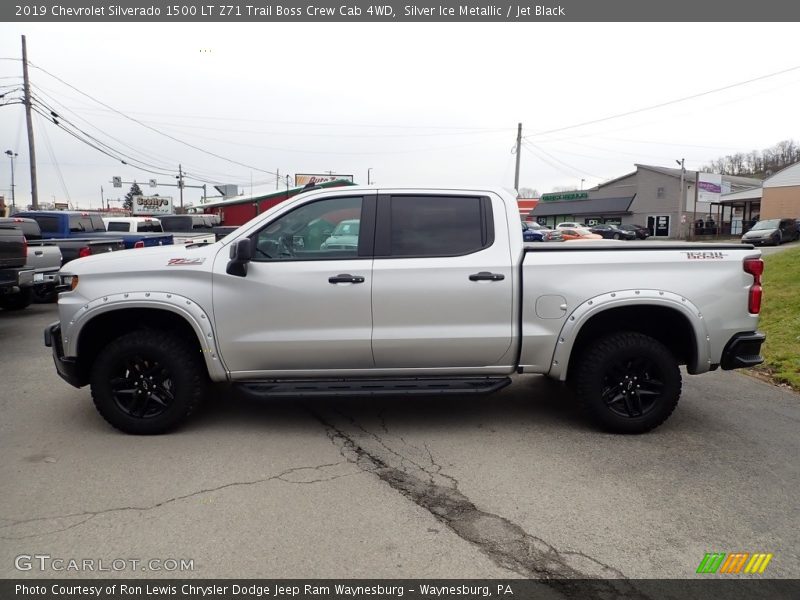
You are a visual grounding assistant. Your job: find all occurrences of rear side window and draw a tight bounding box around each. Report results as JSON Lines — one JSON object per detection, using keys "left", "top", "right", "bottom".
{"left": 27, "top": 215, "right": 60, "bottom": 234}
{"left": 382, "top": 195, "right": 492, "bottom": 258}
{"left": 106, "top": 222, "right": 131, "bottom": 232}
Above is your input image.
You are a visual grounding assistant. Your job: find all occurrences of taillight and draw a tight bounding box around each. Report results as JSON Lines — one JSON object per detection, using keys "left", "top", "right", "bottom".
{"left": 78, "top": 246, "right": 91, "bottom": 258}
{"left": 743, "top": 258, "right": 764, "bottom": 314}
{"left": 134, "top": 240, "right": 145, "bottom": 248}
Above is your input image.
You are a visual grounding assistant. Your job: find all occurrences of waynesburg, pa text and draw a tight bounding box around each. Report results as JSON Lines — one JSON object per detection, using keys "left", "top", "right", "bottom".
{"left": 15, "top": 584, "right": 511, "bottom": 597}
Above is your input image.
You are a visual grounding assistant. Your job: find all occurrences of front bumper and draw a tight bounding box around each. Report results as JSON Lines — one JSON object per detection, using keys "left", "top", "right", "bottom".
{"left": 720, "top": 331, "right": 766, "bottom": 370}
{"left": 44, "top": 322, "right": 83, "bottom": 388}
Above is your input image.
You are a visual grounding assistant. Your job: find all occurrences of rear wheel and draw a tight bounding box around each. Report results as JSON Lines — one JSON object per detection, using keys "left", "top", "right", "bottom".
{"left": 612, "top": 233, "right": 620, "bottom": 240}
{"left": 90, "top": 331, "right": 205, "bottom": 434}
{"left": 572, "top": 332, "right": 681, "bottom": 433}
{"left": 0, "top": 288, "right": 33, "bottom": 311}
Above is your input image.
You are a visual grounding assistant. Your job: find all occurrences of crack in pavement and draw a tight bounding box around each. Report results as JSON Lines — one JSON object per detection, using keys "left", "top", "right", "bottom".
{"left": 0, "top": 460, "right": 358, "bottom": 540}
{"left": 314, "top": 409, "right": 652, "bottom": 600}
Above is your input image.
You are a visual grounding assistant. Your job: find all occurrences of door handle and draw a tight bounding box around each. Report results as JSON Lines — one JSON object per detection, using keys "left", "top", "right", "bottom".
{"left": 328, "top": 274, "right": 365, "bottom": 284}
{"left": 469, "top": 271, "right": 505, "bottom": 282}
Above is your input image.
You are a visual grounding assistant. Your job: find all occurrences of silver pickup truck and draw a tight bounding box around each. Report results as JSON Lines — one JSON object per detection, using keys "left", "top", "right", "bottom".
{"left": 45, "top": 187, "right": 765, "bottom": 435}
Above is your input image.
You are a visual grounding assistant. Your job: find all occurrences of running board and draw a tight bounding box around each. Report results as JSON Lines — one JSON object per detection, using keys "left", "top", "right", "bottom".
{"left": 237, "top": 377, "right": 512, "bottom": 398}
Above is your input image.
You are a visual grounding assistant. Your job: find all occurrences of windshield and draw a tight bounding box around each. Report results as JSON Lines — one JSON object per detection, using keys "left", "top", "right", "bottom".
{"left": 751, "top": 219, "right": 780, "bottom": 230}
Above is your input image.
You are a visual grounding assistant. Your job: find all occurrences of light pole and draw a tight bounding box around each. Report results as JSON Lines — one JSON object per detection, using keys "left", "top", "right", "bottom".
{"left": 675, "top": 158, "right": 685, "bottom": 240}
{"left": 4, "top": 150, "right": 17, "bottom": 209}
{"left": 367, "top": 168, "right": 373, "bottom": 185}
{"left": 580, "top": 178, "right": 585, "bottom": 190}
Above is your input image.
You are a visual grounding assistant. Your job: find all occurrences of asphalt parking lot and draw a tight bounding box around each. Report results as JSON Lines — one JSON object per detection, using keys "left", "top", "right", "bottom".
{"left": 1, "top": 303, "right": 798, "bottom": 581}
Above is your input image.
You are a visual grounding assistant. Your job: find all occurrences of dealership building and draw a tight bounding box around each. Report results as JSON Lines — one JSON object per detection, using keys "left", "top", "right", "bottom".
{"left": 530, "top": 164, "right": 761, "bottom": 238}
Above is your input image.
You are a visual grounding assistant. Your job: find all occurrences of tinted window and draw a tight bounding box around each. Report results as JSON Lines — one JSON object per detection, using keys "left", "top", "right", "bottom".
{"left": 138, "top": 223, "right": 164, "bottom": 232}
{"left": 106, "top": 222, "right": 131, "bottom": 232}
{"left": 160, "top": 216, "right": 192, "bottom": 232}
{"left": 252, "top": 196, "right": 363, "bottom": 261}
{"left": 388, "top": 195, "right": 489, "bottom": 257}
{"left": 27, "top": 215, "right": 61, "bottom": 234}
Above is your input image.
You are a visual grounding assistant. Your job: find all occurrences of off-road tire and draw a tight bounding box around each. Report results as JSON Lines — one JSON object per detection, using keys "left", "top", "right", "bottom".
{"left": 573, "top": 331, "right": 681, "bottom": 434}
{"left": 90, "top": 331, "right": 205, "bottom": 434}
{"left": 0, "top": 288, "right": 33, "bottom": 311}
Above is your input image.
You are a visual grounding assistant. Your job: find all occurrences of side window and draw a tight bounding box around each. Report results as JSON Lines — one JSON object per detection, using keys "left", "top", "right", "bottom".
{"left": 251, "top": 196, "right": 363, "bottom": 261}
{"left": 386, "top": 195, "right": 491, "bottom": 258}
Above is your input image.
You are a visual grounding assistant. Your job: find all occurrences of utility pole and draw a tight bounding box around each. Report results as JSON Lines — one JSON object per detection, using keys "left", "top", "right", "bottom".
{"left": 177, "top": 164, "right": 184, "bottom": 210}
{"left": 21, "top": 35, "right": 38, "bottom": 209}
{"left": 513, "top": 123, "right": 522, "bottom": 194}
{"left": 676, "top": 158, "right": 685, "bottom": 240}
{"left": 275, "top": 169, "right": 279, "bottom": 190}
{"left": 4, "top": 150, "right": 17, "bottom": 209}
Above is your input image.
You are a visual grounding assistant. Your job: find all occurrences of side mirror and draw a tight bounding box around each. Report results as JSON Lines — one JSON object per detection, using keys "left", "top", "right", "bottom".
{"left": 226, "top": 238, "right": 252, "bottom": 277}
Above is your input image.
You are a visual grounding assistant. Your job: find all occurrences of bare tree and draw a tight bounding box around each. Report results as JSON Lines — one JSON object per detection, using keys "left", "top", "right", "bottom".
{"left": 518, "top": 187, "right": 539, "bottom": 198}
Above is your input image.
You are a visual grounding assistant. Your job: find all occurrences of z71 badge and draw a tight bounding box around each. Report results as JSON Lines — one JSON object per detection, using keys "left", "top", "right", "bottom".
{"left": 167, "top": 258, "right": 206, "bottom": 266}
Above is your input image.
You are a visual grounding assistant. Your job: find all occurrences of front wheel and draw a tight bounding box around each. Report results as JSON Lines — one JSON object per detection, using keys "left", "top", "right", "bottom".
{"left": 90, "top": 331, "right": 206, "bottom": 434}
{"left": 612, "top": 233, "right": 620, "bottom": 240}
{"left": 0, "top": 288, "right": 33, "bottom": 311}
{"left": 572, "top": 332, "right": 681, "bottom": 433}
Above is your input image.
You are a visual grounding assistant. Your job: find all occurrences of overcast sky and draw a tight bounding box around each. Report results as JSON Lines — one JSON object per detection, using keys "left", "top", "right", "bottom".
{"left": 1, "top": 22, "right": 798, "bottom": 209}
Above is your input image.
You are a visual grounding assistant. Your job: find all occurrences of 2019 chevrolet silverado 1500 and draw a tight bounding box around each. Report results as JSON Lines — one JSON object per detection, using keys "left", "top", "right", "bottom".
{"left": 44, "top": 187, "right": 766, "bottom": 435}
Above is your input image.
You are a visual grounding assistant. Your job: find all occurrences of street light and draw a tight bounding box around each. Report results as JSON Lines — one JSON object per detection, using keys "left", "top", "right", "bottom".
{"left": 4, "top": 149, "right": 17, "bottom": 210}
{"left": 580, "top": 178, "right": 585, "bottom": 190}
{"left": 367, "top": 168, "right": 373, "bottom": 185}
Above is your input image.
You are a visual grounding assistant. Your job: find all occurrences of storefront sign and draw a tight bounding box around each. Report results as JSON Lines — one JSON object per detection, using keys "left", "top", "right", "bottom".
{"left": 132, "top": 195, "right": 173, "bottom": 215}
{"left": 541, "top": 191, "right": 589, "bottom": 202}
{"left": 295, "top": 173, "right": 354, "bottom": 186}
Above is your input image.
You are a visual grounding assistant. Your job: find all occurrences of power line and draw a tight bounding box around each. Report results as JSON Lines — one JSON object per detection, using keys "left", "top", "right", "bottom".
{"left": 27, "top": 61, "right": 279, "bottom": 176}
{"left": 523, "top": 64, "right": 800, "bottom": 140}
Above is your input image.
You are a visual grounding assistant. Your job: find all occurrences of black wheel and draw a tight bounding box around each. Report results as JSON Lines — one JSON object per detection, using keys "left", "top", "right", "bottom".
{"left": 31, "top": 285, "right": 58, "bottom": 303}
{"left": 90, "top": 331, "right": 205, "bottom": 434}
{"left": 0, "top": 288, "right": 33, "bottom": 311}
{"left": 612, "top": 233, "right": 620, "bottom": 240}
{"left": 572, "top": 332, "right": 681, "bottom": 433}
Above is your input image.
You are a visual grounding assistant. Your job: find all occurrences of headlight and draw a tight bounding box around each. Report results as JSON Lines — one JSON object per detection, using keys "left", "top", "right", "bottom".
{"left": 59, "top": 274, "right": 79, "bottom": 291}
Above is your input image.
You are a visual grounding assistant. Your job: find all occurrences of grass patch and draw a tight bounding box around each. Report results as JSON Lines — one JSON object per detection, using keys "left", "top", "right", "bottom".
{"left": 755, "top": 246, "right": 800, "bottom": 390}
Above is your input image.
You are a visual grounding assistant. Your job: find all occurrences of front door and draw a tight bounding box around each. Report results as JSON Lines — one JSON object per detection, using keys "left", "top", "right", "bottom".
{"left": 648, "top": 215, "right": 671, "bottom": 237}
{"left": 213, "top": 194, "right": 375, "bottom": 376}
{"left": 370, "top": 193, "right": 514, "bottom": 370}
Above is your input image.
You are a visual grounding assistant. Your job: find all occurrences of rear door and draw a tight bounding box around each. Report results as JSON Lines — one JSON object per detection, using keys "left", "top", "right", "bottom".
{"left": 370, "top": 193, "right": 514, "bottom": 369}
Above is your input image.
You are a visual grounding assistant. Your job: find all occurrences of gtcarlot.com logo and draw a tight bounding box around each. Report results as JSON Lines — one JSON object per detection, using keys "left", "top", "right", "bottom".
{"left": 15, "top": 554, "right": 194, "bottom": 572}
{"left": 696, "top": 552, "right": 774, "bottom": 574}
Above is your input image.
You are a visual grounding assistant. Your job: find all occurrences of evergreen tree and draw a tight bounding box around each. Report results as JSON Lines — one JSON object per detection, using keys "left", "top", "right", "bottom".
{"left": 123, "top": 183, "right": 143, "bottom": 211}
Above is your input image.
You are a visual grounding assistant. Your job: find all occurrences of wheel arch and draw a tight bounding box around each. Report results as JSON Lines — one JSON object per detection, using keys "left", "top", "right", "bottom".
{"left": 550, "top": 291, "right": 710, "bottom": 381}
{"left": 66, "top": 296, "right": 228, "bottom": 386}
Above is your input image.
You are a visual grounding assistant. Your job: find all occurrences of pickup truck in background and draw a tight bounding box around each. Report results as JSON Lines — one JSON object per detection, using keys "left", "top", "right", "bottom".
{"left": 0, "top": 217, "right": 62, "bottom": 303}
{"left": 45, "top": 187, "right": 766, "bottom": 435}
{"left": 0, "top": 224, "right": 35, "bottom": 310}
{"left": 16, "top": 211, "right": 174, "bottom": 249}
{"left": 102, "top": 216, "right": 164, "bottom": 234}
{"left": 158, "top": 215, "right": 216, "bottom": 245}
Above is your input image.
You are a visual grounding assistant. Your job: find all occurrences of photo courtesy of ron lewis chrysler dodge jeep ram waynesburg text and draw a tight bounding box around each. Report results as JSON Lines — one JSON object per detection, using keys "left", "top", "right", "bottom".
{"left": 44, "top": 187, "right": 766, "bottom": 435}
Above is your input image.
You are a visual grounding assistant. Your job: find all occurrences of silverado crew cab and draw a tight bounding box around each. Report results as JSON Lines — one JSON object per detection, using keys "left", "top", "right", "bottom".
{"left": 45, "top": 187, "right": 766, "bottom": 435}
{"left": 17, "top": 211, "right": 174, "bottom": 249}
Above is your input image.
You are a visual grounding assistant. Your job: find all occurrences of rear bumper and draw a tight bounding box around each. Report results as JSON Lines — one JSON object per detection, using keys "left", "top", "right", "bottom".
{"left": 720, "top": 331, "right": 766, "bottom": 370}
{"left": 44, "top": 322, "right": 83, "bottom": 388}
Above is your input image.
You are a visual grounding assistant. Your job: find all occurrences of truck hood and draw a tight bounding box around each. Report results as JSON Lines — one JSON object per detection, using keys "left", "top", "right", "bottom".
{"left": 62, "top": 242, "right": 219, "bottom": 276}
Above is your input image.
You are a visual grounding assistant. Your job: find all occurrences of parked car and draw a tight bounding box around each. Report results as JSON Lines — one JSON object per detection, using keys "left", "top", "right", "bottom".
{"left": 522, "top": 221, "right": 563, "bottom": 242}
{"left": 102, "top": 216, "right": 164, "bottom": 233}
{"left": 0, "top": 217, "right": 62, "bottom": 302}
{"left": 590, "top": 224, "right": 637, "bottom": 240}
{"left": 320, "top": 219, "right": 360, "bottom": 250}
{"left": 159, "top": 215, "right": 217, "bottom": 245}
{"left": 741, "top": 218, "right": 799, "bottom": 246}
{"left": 619, "top": 224, "right": 650, "bottom": 239}
{"left": 45, "top": 186, "right": 766, "bottom": 436}
{"left": 0, "top": 223, "right": 34, "bottom": 310}
{"left": 555, "top": 222, "right": 584, "bottom": 230}
{"left": 16, "top": 211, "right": 173, "bottom": 249}
{"left": 560, "top": 228, "right": 603, "bottom": 241}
